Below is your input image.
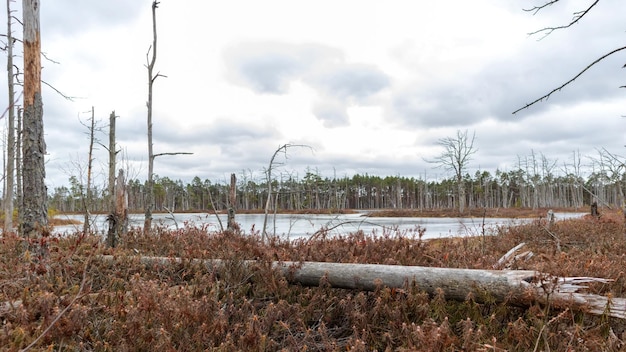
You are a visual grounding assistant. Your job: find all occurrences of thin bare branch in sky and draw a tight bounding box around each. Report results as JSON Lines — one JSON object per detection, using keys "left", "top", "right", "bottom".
{"left": 513, "top": 45, "right": 626, "bottom": 114}
{"left": 525, "top": 0, "right": 600, "bottom": 40}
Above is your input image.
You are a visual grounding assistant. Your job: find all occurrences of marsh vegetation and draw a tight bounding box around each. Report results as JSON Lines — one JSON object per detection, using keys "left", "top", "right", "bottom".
{"left": 1, "top": 208, "right": 625, "bottom": 350}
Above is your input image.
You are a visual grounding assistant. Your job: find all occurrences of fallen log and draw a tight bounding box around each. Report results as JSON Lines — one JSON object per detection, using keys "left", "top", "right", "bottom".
{"left": 100, "top": 255, "right": 626, "bottom": 319}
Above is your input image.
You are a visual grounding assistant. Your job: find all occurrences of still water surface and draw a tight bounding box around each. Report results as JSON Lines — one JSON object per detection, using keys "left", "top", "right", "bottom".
{"left": 54, "top": 212, "right": 585, "bottom": 240}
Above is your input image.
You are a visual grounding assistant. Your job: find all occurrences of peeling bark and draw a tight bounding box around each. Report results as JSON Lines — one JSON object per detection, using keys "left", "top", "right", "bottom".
{"left": 21, "top": 0, "right": 47, "bottom": 241}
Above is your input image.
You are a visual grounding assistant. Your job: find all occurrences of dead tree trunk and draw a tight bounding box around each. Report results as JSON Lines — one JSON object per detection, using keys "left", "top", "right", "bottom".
{"left": 107, "top": 111, "right": 117, "bottom": 215}
{"left": 16, "top": 108, "right": 22, "bottom": 230}
{"left": 144, "top": 1, "right": 161, "bottom": 234}
{"left": 227, "top": 173, "right": 237, "bottom": 231}
{"left": 107, "top": 256, "right": 626, "bottom": 319}
{"left": 3, "top": 0, "right": 16, "bottom": 234}
{"left": 591, "top": 201, "right": 600, "bottom": 217}
{"left": 82, "top": 107, "right": 96, "bottom": 235}
{"left": 106, "top": 169, "right": 127, "bottom": 247}
{"left": 21, "top": 0, "right": 48, "bottom": 242}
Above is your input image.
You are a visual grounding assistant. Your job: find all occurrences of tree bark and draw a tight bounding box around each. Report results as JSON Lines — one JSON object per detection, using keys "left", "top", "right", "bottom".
{"left": 22, "top": 0, "right": 48, "bottom": 242}
{"left": 107, "top": 169, "right": 127, "bottom": 247}
{"left": 3, "top": 0, "right": 16, "bottom": 234}
{"left": 16, "top": 109, "right": 22, "bottom": 228}
{"left": 105, "top": 256, "right": 626, "bottom": 319}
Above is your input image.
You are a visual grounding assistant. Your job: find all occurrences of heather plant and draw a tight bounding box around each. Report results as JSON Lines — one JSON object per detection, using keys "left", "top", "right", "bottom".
{"left": 1, "top": 209, "right": 626, "bottom": 350}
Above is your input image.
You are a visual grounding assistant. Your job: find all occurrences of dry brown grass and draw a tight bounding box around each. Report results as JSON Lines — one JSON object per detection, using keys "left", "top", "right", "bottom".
{"left": 1, "top": 208, "right": 625, "bottom": 351}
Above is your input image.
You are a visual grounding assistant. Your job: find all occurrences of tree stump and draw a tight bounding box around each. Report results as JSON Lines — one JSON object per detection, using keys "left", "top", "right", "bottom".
{"left": 107, "top": 169, "right": 128, "bottom": 247}
{"left": 547, "top": 209, "right": 555, "bottom": 228}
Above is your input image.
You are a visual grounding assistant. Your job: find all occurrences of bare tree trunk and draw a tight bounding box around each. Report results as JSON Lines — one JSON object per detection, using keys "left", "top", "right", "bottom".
{"left": 227, "top": 173, "right": 237, "bottom": 231}
{"left": 16, "top": 108, "right": 22, "bottom": 229}
{"left": 21, "top": 0, "right": 48, "bottom": 243}
{"left": 107, "top": 111, "right": 116, "bottom": 213}
{"left": 82, "top": 107, "right": 95, "bottom": 235}
{"left": 458, "top": 175, "right": 465, "bottom": 214}
{"left": 107, "top": 169, "right": 127, "bottom": 247}
{"left": 3, "top": 0, "right": 16, "bottom": 234}
{"left": 144, "top": 1, "right": 160, "bottom": 234}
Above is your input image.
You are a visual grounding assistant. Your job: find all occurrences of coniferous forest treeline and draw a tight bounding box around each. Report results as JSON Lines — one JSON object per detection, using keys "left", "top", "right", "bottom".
{"left": 49, "top": 165, "right": 625, "bottom": 213}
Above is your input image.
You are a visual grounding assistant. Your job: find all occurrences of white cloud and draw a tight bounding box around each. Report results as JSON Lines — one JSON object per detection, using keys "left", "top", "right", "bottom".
{"left": 0, "top": 0, "right": 624, "bottom": 190}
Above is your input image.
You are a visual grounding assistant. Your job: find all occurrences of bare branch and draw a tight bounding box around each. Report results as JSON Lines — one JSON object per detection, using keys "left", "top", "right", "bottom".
{"left": 42, "top": 80, "right": 77, "bottom": 101}
{"left": 0, "top": 90, "right": 23, "bottom": 119}
{"left": 523, "top": 0, "right": 559, "bottom": 15}
{"left": 41, "top": 51, "right": 60, "bottom": 64}
{"left": 526, "top": 0, "right": 599, "bottom": 40}
{"left": 152, "top": 152, "right": 193, "bottom": 160}
{"left": 513, "top": 45, "right": 626, "bottom": 114}
{"left": 0, "top": 33, "right": 22, "bottom": 44}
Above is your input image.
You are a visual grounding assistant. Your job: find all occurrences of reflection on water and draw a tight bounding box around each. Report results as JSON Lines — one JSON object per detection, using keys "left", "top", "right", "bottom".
{"left": 53, "top": 212, "right": 585, "bottom": 240}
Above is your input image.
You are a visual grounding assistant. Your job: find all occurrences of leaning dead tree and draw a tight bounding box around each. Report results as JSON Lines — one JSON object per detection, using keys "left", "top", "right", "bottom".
{"left": 261, "top": 143, "right": 310, "bottom": 241}
{"left": 21, "top": 0, "right": 48, "bottom": 242}
{"left": 107, "top": 255, "right": 626, "bottom": 320}
{"left": 513, "top": 0, "right": 626, "bottom": 114}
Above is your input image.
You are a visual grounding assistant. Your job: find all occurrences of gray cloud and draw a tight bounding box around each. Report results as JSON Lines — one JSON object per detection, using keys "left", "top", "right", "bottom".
{"left": 311, "top": 98, "right": 349, "bottom": 127}
{"left": 391, "top": 84, "right": 488, "bottom": 128}
{"left": 306, "top": 63, "right": 390, "bottom": 101}
{"left": 205, "top": 121, "right": 280, "bottom": 144}
{"left": 224, "top": 42, "right": 343, "bottom": 94}
{"left": 224, "top": 41, "right": 390, "bottom": 127}
{"left": 389, "top": 35, "right": 625, "bottom": 129}
{"left": 386, "top": 0, "right": 625, "bottom": 130}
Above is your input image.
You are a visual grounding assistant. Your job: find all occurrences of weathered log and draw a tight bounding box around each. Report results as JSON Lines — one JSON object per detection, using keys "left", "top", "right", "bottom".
{"left": 101, "top": 255, "right": 626, "bottom": 319}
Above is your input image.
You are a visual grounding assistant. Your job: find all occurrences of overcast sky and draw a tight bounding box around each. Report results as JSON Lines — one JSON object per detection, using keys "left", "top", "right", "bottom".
{"left": 1, "top": 0, "right": 625, "bottom": 190}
